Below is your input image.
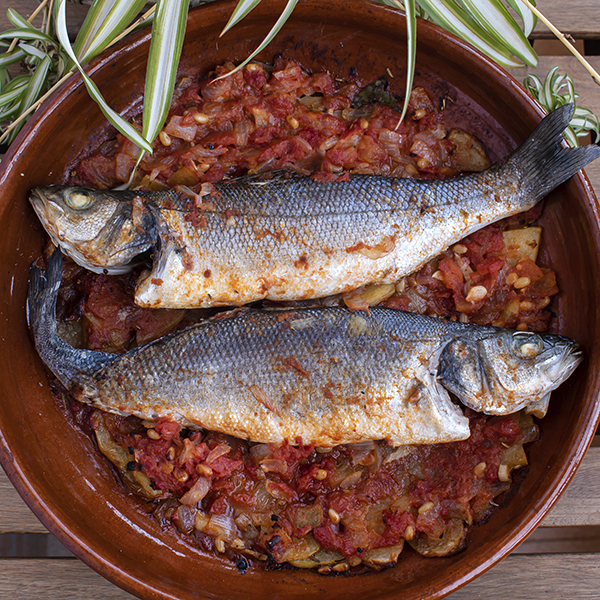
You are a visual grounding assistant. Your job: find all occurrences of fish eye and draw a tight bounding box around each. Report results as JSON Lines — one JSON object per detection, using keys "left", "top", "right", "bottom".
{"left": 64, "top": 189, "right": 93, "bottom": 210}
{"left": 512, "top": 332, "right": 544, "bottom": 358}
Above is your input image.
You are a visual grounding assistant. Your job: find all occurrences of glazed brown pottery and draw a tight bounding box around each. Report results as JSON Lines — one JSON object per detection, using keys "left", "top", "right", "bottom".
{"left": 0, "top": 1, "right": 598, "bottom": 599}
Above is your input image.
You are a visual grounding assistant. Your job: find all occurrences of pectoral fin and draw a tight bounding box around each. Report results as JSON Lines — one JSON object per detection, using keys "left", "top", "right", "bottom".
{"left": 387, "top": 380, "right": 470, "bottom": 446}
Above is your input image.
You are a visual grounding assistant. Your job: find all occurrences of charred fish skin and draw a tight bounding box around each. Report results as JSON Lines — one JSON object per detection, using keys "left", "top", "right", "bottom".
{"left": 28, "top": 104, "right": 600, "bottom": 309}
{"left": 28, "top": 250, "right": 582, "bottom": 447}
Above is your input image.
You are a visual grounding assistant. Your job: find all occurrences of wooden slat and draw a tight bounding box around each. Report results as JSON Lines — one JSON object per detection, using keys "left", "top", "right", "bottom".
{"left": 0, "top": 553, "right": 597, "bottom": 599}
{"left": 449, "top": 553, "right": 600, "bottom": 599}
{"left": 542, "top": 447, "right": 600, "bottom": 527}
{"left": 513, "top": 525, "right": 600, "bottom": 553}
{"left": 3, "top": 1, "right": 600, "bottom": 43}
{"left": 0, "top": 473, "right": 47, "bottom": 534}
{"left": 0, "top": 559, "right": 135, "bottom": 599}
{"left": 532, "top": 0, "right": 600, "bottom": 39}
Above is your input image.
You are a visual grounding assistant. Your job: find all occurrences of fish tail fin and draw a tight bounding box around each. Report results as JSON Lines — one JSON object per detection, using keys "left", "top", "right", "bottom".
{"left": 27, "top": 248, "right": 111, "bottom": 389}
{"left": 27, "top": 247, "right": 64, "bottom": 350}
{"left": 511, "top": 103, "right": 600, "bottom": 203}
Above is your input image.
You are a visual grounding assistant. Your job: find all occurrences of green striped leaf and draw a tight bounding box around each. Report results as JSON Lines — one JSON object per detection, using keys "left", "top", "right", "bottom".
{"left": 141, "top": 0, "right": 190, "bottom": 149}
{"left": 17, "top": 55, "right": 50, "bottom": 113}
{"left": 417, "top": 0, "right": 522, "bottom": 67}
{"left": 400, "top": 0, "right": 416, "bottom": 123}
{"left": 523, "top": 66, "right": 599, "bottom": 146}
{"left": 221, "top": 0, "right": 262, "bottom": 37}
{"left": 6, "top": 8, "right": 36, "bottom": 31}
{"left": 18, "top": 42, "right": 48, "bottom": 61}
{"left": 0, "top": 48, "right": 26, "bottom": 68}
{"left": 72, "top": 0, "right": 147, "bottom": 66}
{"left": 218, "top": 0, "right": 298, "bottom": 77}
{"left": 459, "top": 0, "right": 537, "bottom": 66}
{"left": 0, "top": 28, "right": 56, "bottom": 45}
{"left": 505, "top": 0, "right": 537, "bottom": 37}
{"left": 6, "top": 54, "right": 51, "bottom": 142}
{"left": 0, "top": 75, "right": 29, "bottom": 104}
{"left": 55, "top": 0, "right": 153, "bottom": 153}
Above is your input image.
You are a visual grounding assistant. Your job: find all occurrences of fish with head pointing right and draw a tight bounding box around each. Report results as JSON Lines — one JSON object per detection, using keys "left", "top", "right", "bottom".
{"left": 27, "top": 249, "right": 583, "bottom": 447}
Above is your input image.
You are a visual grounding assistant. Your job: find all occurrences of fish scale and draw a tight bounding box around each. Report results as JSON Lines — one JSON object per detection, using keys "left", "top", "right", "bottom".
{"left": 141, "top": 169, "right": 516, "bottom": 308}
{"left": 28, "top": 250, "right": 583, "bottom": 446}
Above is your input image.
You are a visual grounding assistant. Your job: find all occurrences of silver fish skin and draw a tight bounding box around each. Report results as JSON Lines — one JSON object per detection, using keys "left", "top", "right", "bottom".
{"left": 28, "top": 250, "right": 582, "bottom": 447}
{"left": 29, "top": 104, "right": 600, "bottom": 309}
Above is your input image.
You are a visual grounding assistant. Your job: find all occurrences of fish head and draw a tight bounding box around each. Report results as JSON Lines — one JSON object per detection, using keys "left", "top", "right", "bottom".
{"left": 29, "top": 186, "right": 155, "bottom": 274}
{"left": 437, "top": 329, "right": 582, "bottom": 416}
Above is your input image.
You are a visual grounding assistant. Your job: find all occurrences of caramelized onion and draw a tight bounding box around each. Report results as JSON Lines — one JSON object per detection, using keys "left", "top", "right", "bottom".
{"left": 179, "top": 477, "right": 211, "bottom": 505}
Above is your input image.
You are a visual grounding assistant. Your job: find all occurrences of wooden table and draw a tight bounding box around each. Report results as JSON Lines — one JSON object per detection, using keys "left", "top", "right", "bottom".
{"left": 1, "top": 1, "right": 599, "bottom": 598}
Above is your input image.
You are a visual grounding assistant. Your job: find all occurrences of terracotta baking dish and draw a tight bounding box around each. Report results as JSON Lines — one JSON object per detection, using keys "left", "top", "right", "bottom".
{"left": 0, "top": 1, "right": 598, "bottom": 598}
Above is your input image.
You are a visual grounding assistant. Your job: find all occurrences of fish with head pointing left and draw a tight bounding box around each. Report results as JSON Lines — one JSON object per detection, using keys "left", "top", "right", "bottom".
{"left": 28, "top": 249, "right": 583, "bottom": 447}
{"left": 28, "top": 104, "right": 600, "bottom": 309}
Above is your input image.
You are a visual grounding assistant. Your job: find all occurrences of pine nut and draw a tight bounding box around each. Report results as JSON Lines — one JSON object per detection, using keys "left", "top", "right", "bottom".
{"left": 537, "top": 296, "right": 551, "bottom": 309}
{"left": 513, "top": 276, "right": 531, "bottom": 289}
{"left": 328, "top": 508, "right": 341, "bottom": 524}
{"left": 506, "top": 272, "right": 518, "bottom": 286}
{"left": 404, "top": 525, "right": 415, "bottom": 541}
{"left": 193, "top": 112, "right": 210, "bottom": 124}
{"left": 196, "top": 463, "right": 213, "bottom": 477}
{"left": 418, "top": 501, "right": 434, "bottom": 514}
{"left": 315, "top": 469, "right": 328, "bottom": 480}
{"left": 498, "top": 464, "right": 511, "bottom": 482}
{"left": 404, "top": 164, "right": 419, "bottom": 177}
{"left": 519, "top": 300, "right": 534, "bottom": 311}
{"left": 473, "top": 462, "right": 486, "bottom": 476}
{"left": 286, "top": 115, "right": 299, "bottom": 129}
{"left": 174, "top": 469, "right": 189, "bottom": 483}
{"left": 466, "top": 285, "right": 487, "bottom": 303}
{"left": 159, "top": 131, "right": 171, "bottom": 146}
{"left": 147, "top": 429, "right": 160, "bottom": 440}
{"left": 453, "top": 244, "right": 467, "bottom": 254}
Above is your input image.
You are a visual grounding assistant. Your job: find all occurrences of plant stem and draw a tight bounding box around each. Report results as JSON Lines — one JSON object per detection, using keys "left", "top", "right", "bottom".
{"left": 520, "top": 0, "right": 600, "bottom": 86}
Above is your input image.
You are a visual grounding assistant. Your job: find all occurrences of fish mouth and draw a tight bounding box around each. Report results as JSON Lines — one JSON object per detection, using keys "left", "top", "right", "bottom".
{"left": 29, "top": 189, "right": 65, "bottom": 234}
{"left": 544, "top": 342, "right": 583, "bottom": 387}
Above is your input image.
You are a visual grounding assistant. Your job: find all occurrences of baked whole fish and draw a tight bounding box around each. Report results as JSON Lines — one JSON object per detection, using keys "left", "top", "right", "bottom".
{"left": 29, "top": 104, "right": 600, "bottom": 309}
{"left": 28, "top": 250, "right": 582, "bottom": 447}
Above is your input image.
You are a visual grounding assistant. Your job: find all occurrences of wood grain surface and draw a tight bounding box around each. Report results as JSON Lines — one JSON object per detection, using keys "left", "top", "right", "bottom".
{"left": 2, "top": 0, "right": 599, "bottom": 40}
{"left": 0, "top": 552, "right": 598, "bottom": 600}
